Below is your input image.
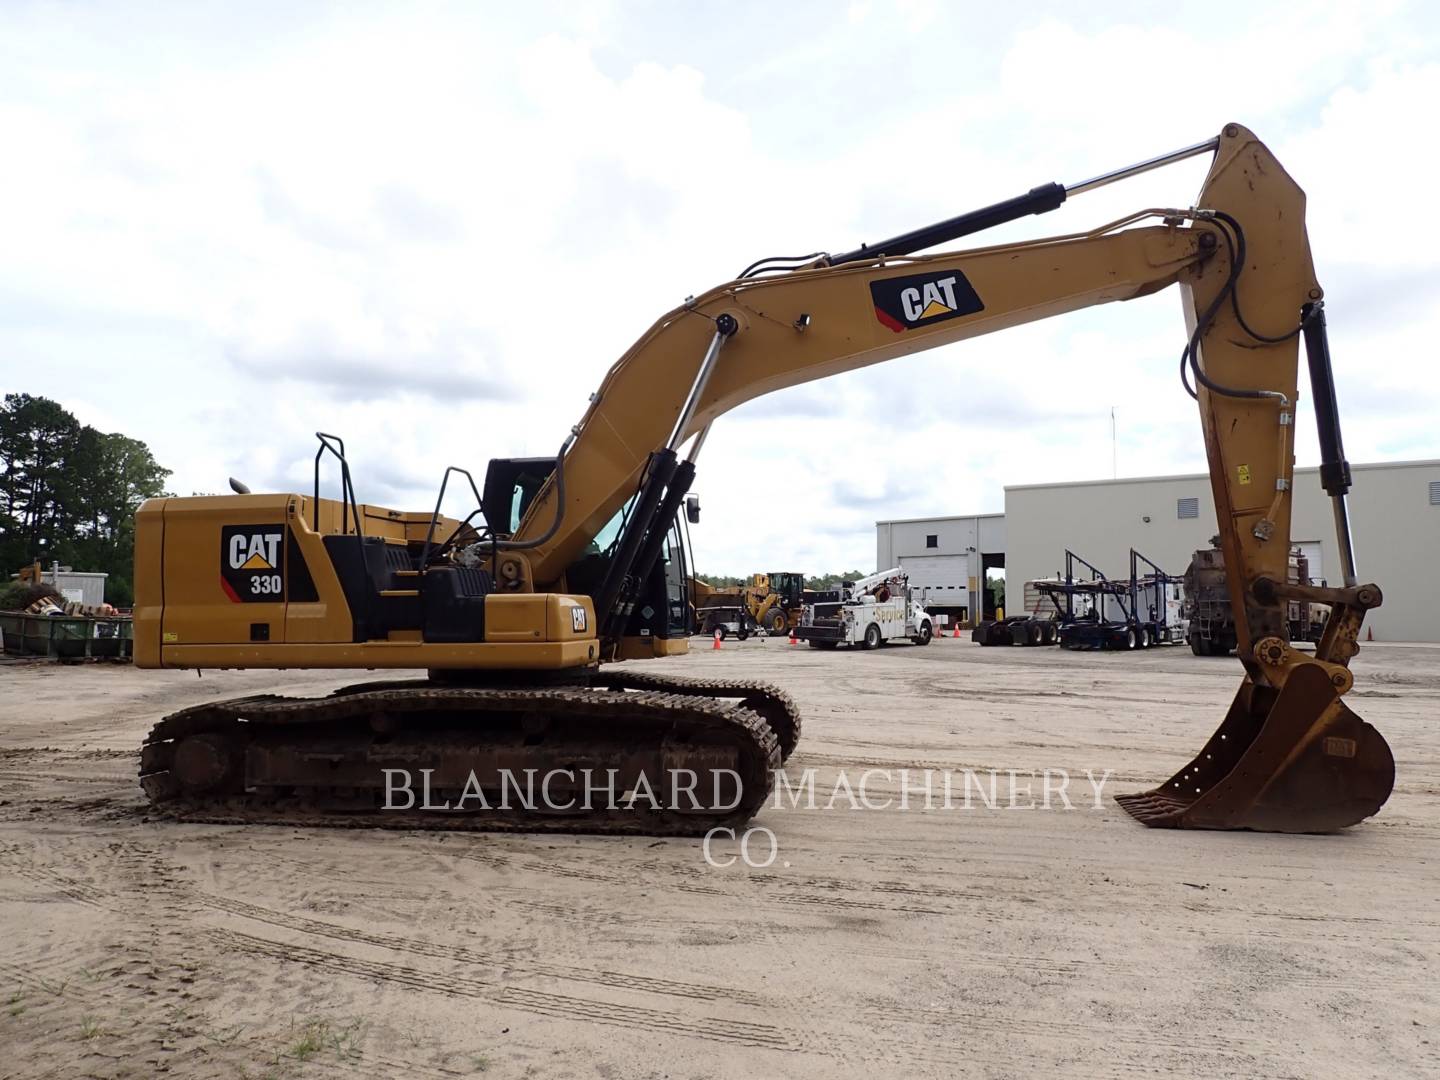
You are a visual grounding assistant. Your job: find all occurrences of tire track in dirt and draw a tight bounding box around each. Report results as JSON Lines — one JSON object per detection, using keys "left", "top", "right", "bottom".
{"left": 498, "top": 894, "right": 742, "bottom": 936}
{"left": 1, "top": 860, "right": 109, "bottom": 909}
{"left": 209, "top": 929, "right": 799, "bottom": 1050}
{"left": 450, "top": 846, "right": 622, "bottom": 885}
{"left": 504, "top": 895, "right": 634, "bottom": 925}
{"left": 668, "top": 870, "right": 954, "bottom": 917}
{"left": 452, "top": 846, "right": 954, "bottom": 918}
{"left": 457, "top": 832, "right": 1025, "bottom": 918}
{"left": 304, "top": 1050, "right": 471, "bottom": 1080}
{"left": 860, "top": 1000, "right": 1283, "bottom": 1060}
{"left": 0, "top": 769, "right": 128, "bottom": 787}
{"left": 2, "top": 841, "right": 786, "bottom": 1013}
{"left": 8, "top": 842, "right": 1429, "bottom": 990}
{"left": 791, "top": 749, "right": 1156, "bottom": 786}
{"left": 20, "top": 834, "right": 1430, "bottom": 1074}
{"left": 194, "top": 891, "right": 770, "bottom": 1007}
{"left": 875, "top": 1030, "right": 1294, "bottom": 1080}
{"left": 768, "top": 890, "right": 944, "bottom": 916}
{"left": 0, "top": 748, "right": 135, "bottom": 762}
{"left": 849, "top": 937, "right": 1421, "bottom": 996}
{"left": 0, "top": 957, "right": 99, "bottom": 1002}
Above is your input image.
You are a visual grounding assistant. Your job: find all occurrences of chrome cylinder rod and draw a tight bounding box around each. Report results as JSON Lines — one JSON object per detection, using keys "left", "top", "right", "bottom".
{"left": 686, "top": 423, "right": 712, "bottom": 465}
{"left": 1333, "top": 497, "right": 1359, "bottom": 588}
{"left": 667, "top": 314, "right": 737, "bottom": 452}
{"left": 1066, "top": 137, "right": 1220, "bottom": 197}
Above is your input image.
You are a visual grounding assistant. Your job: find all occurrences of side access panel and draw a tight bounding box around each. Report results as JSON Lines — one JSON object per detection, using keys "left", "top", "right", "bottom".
{"left": 155, "top": 494, "right": 294, "bottom": 650}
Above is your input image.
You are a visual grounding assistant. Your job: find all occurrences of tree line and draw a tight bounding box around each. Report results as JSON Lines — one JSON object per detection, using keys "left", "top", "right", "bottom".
{"left": 0, "top": 394, "right": 170, "bottom": 606}
{"left": 697, "top": 572, "right": 868, "bottom": 590}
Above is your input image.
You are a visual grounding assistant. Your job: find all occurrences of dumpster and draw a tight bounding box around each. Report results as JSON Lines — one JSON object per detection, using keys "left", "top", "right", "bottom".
{"left": 0, "top": 610, "right": 134, "bottom": 660}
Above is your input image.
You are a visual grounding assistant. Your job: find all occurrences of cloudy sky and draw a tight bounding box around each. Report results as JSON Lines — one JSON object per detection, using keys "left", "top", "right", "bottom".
{"left": 3, "top": 0, "right": 1437, "bottom": 574}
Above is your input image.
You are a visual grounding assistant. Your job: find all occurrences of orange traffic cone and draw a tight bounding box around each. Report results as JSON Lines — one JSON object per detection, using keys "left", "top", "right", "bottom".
{"left": 952, "top": 626, "right": 960, "bottom": 638}
{"left": 1366, "top": 627, "right": 1373, "bottom": 642}
{"left": 788, "top": 629, "right": 798, "bottom": 646}
{"left": 712, "top": 629, "right": 723, "bottom": 650}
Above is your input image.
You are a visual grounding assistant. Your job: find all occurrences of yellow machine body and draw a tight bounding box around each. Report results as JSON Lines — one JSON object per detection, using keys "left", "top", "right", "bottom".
{"left": 134, "top": 494, "right": 597, "bottom": 670}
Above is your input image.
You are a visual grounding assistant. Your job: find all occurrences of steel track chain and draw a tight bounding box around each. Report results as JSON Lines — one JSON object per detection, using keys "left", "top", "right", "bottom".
{"left": 589, "top": 670, "right": 801, "bottom": 762}
{"left": 138, "top": 686, "right": 779, "bottom": 837}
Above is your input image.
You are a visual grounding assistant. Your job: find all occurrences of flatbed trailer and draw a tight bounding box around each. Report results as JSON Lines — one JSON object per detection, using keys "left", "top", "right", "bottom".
{"left": 1048, "top": 549, "right": 1186, "bottom": 650}
{"left": 972, "top": 610, "right": 1059, "bottom": 646}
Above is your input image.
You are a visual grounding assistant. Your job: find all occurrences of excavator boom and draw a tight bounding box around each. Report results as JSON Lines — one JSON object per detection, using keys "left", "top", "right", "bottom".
{"left": 133, "top": 124, "right": 1393, "bottom": 834}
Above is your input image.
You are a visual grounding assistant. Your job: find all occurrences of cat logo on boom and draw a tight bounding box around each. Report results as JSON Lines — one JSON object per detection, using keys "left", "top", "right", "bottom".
{"left": 220, "top": 525, "right": 285, "bottom": 603}
{"left": 870, "top": 269, "right": 984, "bottom": 333}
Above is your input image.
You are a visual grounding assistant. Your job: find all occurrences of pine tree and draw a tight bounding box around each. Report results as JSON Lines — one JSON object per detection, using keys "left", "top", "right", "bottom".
{"left": 0, "top": 394, "right": 171, "bottom": 606}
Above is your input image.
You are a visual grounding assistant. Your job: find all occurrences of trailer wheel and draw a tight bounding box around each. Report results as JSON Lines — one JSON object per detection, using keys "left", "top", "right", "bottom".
{"left": 863, "top": 624, "right": 882, "bottom": 650}
{"left": 1041, "top": 623, "right": 1057, "bottom": 645}
{"left": 912, "top": 621, "right": 933, "bottom": 646}
{"left": 1124, "top": 628, "right": 1138, "bottom": 650}
{"left": 1141, "top": 627, "right": 1153, "bottom": 648}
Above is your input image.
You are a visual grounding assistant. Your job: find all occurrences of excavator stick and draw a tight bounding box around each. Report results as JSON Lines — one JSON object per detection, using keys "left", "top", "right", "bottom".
{"left": 1111, "top": 126, "right": 1396, "bottom": 832}
{"left": 1116, "top": 666, "right": 1394, "bottom": 831}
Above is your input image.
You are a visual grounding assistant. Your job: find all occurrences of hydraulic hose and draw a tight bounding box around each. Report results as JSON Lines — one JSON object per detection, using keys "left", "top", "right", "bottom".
{"left": 491, "top": 432, "right": 576, "bottom": 551}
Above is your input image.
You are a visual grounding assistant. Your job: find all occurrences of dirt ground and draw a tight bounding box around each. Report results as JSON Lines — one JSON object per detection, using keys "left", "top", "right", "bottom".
{"left": 0, "top": 637, "right": 1435, "bottom": 1079}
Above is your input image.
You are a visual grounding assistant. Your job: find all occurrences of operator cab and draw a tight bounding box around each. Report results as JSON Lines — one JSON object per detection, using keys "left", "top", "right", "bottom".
{"left": 481, "top": 456, "right": 557, "bottom": 537}
{"left": 483, "top": 455, "right": 693, "bottom": 645}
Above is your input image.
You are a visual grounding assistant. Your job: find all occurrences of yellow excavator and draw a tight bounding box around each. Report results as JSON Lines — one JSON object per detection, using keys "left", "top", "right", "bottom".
{"left": 133, "top": 124, "right": 1393, "bottom": 835}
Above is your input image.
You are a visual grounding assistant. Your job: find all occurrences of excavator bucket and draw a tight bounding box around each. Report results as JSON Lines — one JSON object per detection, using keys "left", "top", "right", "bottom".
{"left": 1116, "top": 664, "right": 1394, "bottom": 832}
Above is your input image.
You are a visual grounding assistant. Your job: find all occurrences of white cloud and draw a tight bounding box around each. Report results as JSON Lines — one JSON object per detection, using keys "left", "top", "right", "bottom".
{"left": 0, "top": 0, "right": 1436, "bottom": 578}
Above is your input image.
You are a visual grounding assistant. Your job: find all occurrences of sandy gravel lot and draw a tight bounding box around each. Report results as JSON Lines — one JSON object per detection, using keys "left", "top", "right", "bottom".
{"left": 0, "top": 637, "right": 1436, "bottom": 1078}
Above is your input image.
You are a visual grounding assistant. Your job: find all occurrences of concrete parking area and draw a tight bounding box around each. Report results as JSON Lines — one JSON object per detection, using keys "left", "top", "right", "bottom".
{"left": 1, "top": 638, "right": 1435, "bottom": 1078}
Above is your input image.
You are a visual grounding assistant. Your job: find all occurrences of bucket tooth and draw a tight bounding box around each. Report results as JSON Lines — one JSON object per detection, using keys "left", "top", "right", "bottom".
{"left": 1117, "top": 664, "right": 1394, "bottom": 833}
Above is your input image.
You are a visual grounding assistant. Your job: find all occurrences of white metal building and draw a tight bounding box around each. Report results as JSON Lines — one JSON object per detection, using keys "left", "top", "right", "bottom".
{"left": 875, "top": 513, "right": 1006, "bottom": 624}
{"left": 19, "top": 563, "right": 110, "bottom": 607}
{"left": 876, "top": 458, "right": 1440, "bottom": 641}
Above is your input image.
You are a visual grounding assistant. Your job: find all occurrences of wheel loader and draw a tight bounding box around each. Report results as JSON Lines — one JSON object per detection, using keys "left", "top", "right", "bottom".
{"left": 133, "top": 124, "right": 1393, "bottom": 835}
{"left": 693, "top": 571, "right": 806, "bottom": 637}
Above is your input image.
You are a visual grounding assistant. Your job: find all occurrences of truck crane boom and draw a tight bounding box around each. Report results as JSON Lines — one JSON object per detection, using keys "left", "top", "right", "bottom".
{"left": 133, "top": 123, "right": 1392, "bottom": 835}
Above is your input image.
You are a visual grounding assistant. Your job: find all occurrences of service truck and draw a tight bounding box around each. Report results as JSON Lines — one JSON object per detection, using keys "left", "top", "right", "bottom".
{"left": 796, "top": 568, "right": 934, "bottom": 649}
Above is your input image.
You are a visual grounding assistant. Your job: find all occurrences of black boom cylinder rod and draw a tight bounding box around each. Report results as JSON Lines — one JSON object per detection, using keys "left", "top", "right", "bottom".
{"left": 824, "top": 135, "right": 1224, "bottom": 267}
{"left": 827, "top": 182, "right": 1066, "bottom": 266}
{"left": 1301, "top": 302, "right": 1352, "bottom": 497}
